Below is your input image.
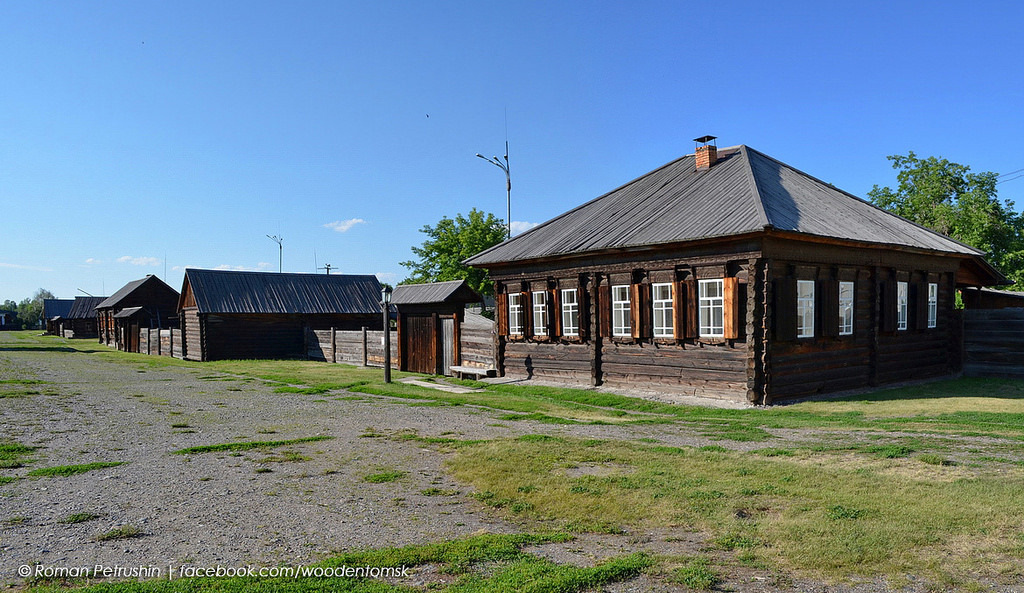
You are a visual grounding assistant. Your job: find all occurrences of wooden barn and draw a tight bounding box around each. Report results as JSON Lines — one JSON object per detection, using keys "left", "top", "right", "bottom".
{"left": 178, "top": 269, "right": 383, "bottom": 361}
{"left": 465, "top": 139, "right": 1007, "bottom": 405}
{"left": 43, "top": 299, "right": 74, "bottom": 335}
{"left": 0, "top": 309, "right": 16, "bottom": 330}
{"left": 96, "top": 275, "right": 180, "bottom": 352}
{"left": 391, "top": 280, "right": 483, "bottom": 375}
{"left": 59, "top": 296, "right": 106, "bottom": 339}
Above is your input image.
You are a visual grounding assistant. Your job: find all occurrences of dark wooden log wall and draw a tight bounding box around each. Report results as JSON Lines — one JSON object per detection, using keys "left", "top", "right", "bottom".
{"left": 600, "top": 341, "right": 747, "bottom": 400}
{"left": 963, "top": 308, "right": 1024, "bottom": 379}
{"left": 503, "top": 341, "right": 593, "bottom": 383}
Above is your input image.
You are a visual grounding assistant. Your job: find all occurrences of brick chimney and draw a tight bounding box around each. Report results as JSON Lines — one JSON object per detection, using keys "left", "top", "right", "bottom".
{"left": 694, "top": 135, "right": 718, "bottom": 170}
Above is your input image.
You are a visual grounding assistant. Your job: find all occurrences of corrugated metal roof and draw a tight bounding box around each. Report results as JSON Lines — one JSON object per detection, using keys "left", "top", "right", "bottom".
{"left": 391, "top": 280, "right": 483, "bottom": 305}
{"left": 465, "top": 145, "right": 982, "bottom": 266}
{"left": 43, "top": 299, "right": 74, "bottom": 320}
{"left": 183, "top": 269, "right": 383, "bottom": 315}
{"left": 66, "top": 296, "right": 106, "bottom": 319}
{"left": 97, "top": 275, "right": 178, "bottom": 309}
{"left": 113, "top": 306, "right": 145, "bottom": 318}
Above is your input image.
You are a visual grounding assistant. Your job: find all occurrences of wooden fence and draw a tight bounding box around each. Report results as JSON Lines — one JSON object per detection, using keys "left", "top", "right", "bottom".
{"left": 963, "top": 308, "right": 1024, "bottom": 379}
{"left": 137, "top": 328, "right": 183, "bottom": 358}
{"left": 307, "top": 328, "right": 399, "bottom": 368}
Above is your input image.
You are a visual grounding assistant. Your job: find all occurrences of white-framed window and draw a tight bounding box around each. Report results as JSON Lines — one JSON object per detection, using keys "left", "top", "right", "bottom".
{"left": 532, "top": 291, "right": 548, "bottom": 336}
{"left": 612, "top": 285, "right": 631, "bottom": 337}
{"left": 652, "top": 283, "right": 674, "bottom": 338}
{"left": 561, "top": 288, "right": 579, "bottom": 337}
{"left": 897, "top": 281, "right": 908, "bottom": 330}
{"left": 797, "top": 280, "right": 815, "bottom": 338}
{"left": 839, "top": 281, "right": 854, "bottom": 336}
{"left": 928, "top": 283, "right": 938, "bottom": 328}
{"left": 698, "top": 279, "right": 724, "bottom": 337}
{"left": 508, "top": 293, "right": 523, "bottom": 335}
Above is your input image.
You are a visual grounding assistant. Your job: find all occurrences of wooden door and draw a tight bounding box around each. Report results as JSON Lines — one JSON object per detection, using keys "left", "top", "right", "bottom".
{"left": 442, "top": 317, "right": 455, "bottom": 376}
{"left": 403, "top": 315, "right": 437, "bottom": 374}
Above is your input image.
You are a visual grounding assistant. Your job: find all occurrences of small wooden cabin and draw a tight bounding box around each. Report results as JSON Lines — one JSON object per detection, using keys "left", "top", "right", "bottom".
{"left": 466, "top": 141, "right": 1007, "bottom": 405}
{"left": 178, "top": 269, "right": 383, "bottom": 361}
{"left": 0, "top": 310, "right": 16, "bottom": 330}
{"left": 392, "top": 280, "right": 483, "bottom": 375}
{"left": 96, "top": 275, "right": 180, "bottom": 351}
{"left": 43, "top": 299, "right": 74, "bottom": 335}
{"left": 60, "top": 296, "right": 106, "bottom": 339}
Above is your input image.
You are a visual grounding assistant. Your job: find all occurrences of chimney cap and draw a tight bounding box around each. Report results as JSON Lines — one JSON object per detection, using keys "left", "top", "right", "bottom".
{"left": 693, "top": 135, "right": 717, "bottom": 144}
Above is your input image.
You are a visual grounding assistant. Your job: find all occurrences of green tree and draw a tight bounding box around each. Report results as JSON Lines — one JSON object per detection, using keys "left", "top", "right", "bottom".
{"left": 868, "top": 152, "right": 1024, "bottom": 288}
{"left": 15, "top": 288, "right": 56, "bottom": 330}
{"left": 400, "top": 209, "right": 507, "bottom": 298}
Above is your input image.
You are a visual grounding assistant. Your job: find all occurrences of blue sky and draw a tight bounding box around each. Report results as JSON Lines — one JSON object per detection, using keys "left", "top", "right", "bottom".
{"left": 3, "top": 1, "right": 1023, "bottom": 302}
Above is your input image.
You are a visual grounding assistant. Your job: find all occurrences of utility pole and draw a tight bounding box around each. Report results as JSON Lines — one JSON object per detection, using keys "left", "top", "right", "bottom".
{"left": 267, "top": 235, "right": 283, "bottom": 272}
{"left": 476, "top": 141, "right": 511, "bottom": 239}
{"left": 318, "top": 263, "right": 334, "bottom": 275}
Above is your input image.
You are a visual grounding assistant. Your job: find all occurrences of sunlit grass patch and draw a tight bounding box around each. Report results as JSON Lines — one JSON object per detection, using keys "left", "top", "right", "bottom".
{"left": 172, "top": 436, "right": 332, "bottom": 455}
{"left": 27, "top": 462, "right": 123, "bottom": 477}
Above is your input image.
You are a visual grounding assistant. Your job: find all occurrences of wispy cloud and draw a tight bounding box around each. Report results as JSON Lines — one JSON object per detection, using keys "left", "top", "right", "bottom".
{"left": 510, "top": 221, "right": 540, "bottom": 236}
{"left": 375, "top": 272, "right": 399, "bottom": 284}
{"left": 84, "top": 258, "right": 102, "bottom": 265}
{"left": 323, "top": 218, "right": 366, "bottom": 233}
{"left": 117, "top": 256, "right": 161, "bottom": 266}
{"left": 0, "top": 262, "right": 53, "bottom": 272}
{"left": 211, "top": 262, "right": 275, "bottom": 272}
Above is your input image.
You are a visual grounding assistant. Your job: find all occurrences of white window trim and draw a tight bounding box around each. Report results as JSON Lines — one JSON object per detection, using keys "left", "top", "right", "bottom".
{"left": 927, "top": 282, "right": 938, "bottom": 329}
{"left": 651, "top": 282, "right": 673, "bottom": 338}
{"left": 698, "top": 279, "right": 724, "bottom": 338}
{"left": 839, "top": 281, "right": 854, "bottom": 336}
{"left": 561, "top": 288, "right": 579, "bottom": 337}
{"left": 508, "top": 293, "right": 523, "bottom": 335}
{"left": 611, "top": 285, "right": 631, "bottom": 337}
{"left": 532, "top": 290, "right": 548, "bottom": 336}
{"left": 797, "top": 280, "right": 815, "bottom": 339}
{"left": 897, "top": 281, "right": 908, "bottom": 331}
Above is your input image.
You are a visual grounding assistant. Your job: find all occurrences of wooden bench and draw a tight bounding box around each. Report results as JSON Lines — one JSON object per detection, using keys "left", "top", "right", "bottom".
{"left": 449, "top": 365, "right": 497, "bottom": 380}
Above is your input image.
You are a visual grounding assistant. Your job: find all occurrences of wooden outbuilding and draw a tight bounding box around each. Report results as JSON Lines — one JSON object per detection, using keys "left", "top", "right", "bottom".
{"left": 961, "top": 287, "right": 1024, "bottom": 310}
{"left": 96, "top": 275, "right": 180, "bottom": 351}
{"left": 178, "top": 269, "right": 383, "bottom": 361}
{"left": 391, "top": 280, "right": 483, "bottom": 375}
{"left": 59, "top": 296, "right": 106, "bottom": 339}
{"left": 43, "top": 299, "right": 74, "bottom": 335}
{"left": 466, "top": 140, "right": 1007, "bottom": 405}
{"left": 0, "top": 310, "right": 17, "bottom": 330}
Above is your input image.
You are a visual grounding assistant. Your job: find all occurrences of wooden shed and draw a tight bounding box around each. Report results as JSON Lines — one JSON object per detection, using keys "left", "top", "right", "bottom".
{"left": 391, "top": 280, "right": 483, "bottom": 375}
{"left": 59, "top": 296, "right": 106, "bottom": 339}
{"left": 43, "top": 299, "right": 74, "bottom": 335}
{"left": 178, "top": 269, "right": 383, "bottom": 361}
{"left": 0, "top": 310, "right": 17, "bottom": 330}
{"left": 96, "top": 275, "right": 180, "bottom": 351}
{"left": 466, "top": 141, "right": 1007, "bottom": 405}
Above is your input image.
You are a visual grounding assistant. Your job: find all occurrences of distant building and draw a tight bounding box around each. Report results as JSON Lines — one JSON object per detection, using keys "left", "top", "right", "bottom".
{"left": 96, "top": 275, "right": 180, "bottom": 352}
{"left": 59, "top": 296, "right": 106, "bottom": 339}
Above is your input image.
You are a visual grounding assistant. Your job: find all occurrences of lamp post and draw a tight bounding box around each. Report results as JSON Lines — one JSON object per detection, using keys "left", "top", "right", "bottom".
{"left": 476, "top": 140, "right": 511, "bottom": 239}
{"left": 381, "top": 285, "right": 393, "bottom": 383}
{"left": 267, "top": 235, "right": 283, "bottom": 272}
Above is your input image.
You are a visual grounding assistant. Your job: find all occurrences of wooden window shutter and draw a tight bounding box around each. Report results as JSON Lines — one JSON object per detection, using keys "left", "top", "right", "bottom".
{"left": 631, "top": 283, "right": 651, "bottom": 339}
{"left": 522, "top": 291, "right": 533, "bottom": 337}
{"left": 550, "top": 287, "right": 560, "bottom": 337}
{"left": 723, "top": 277, "right": 740, "bottom": 340}
{"left": 913, "top": 282, "right": 928, "bottom": 330}
{"left": 684, "top": 278, "right": 699, "bottom": 339}
{"left": 579, "top": 288, "right": 590, "bottom": 341}
{"left": 819, "top": 280, "right": 839, "bottom": 338}
{"left": 673, "top": 280, "right": 686, "bottom": 340}
{"left": 881, "top": 281, "right": 897, "bottom": 333}
{"left": 598, "top": 285, "right": 612, "bottom": 338}
{"left": 774, "top": 278, "right": 797, "bottom": 341}
{"left": 496, "top": 293, "right": 509, "bottom": 335}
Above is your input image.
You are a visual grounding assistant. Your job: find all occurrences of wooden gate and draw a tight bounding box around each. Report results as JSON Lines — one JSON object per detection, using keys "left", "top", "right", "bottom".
{"left": 402, "top": 315, "right": 438, "bottom": 374}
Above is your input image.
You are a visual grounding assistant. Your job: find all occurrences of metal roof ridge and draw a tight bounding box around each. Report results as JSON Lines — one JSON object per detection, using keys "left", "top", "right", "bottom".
{"left": 737, "top": 145, "right": 773, "bottom": 230}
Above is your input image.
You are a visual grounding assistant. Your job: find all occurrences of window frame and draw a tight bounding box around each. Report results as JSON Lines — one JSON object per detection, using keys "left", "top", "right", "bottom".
{"left": 797, "top": 280, "right": 815, "bottom": 339}
{"left": 897, "top": 281, "right": 908, "bottom": 331}
{"left": 651, "top": 282, "right": 674, "bottom": 338}
{"left": 927, "top": 282, "right": 938, "bottom": 329}
{"left": 532, "top": 290, "right": 548, "bottom": 336}
{"left": 611, "top": 284, "right": 631, "bottom": 337}
{"left": 698, "top": 279, "right": 724, "bottom": 338}
{"left": 508, "top": 293, "right": 523, "bottom": 336}
{"left": 560, "top": 288, "right": 579, "bottom": 337}
{"left": 839, "top": 281, "right": 854, "bottom": 336}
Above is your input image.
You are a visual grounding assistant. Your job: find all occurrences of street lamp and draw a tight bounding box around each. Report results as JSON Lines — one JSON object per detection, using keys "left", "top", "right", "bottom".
{"left": 381, "top": 285, "right": 393, "bottom": 383}
{"left": 476, "top": 140, "right": 511, "bottom": 239}
{"left": 267, "top": 235, "right": 283, "bottom": 273}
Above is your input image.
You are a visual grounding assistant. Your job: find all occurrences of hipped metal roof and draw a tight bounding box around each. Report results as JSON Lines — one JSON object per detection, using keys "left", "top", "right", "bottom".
{"left": 465, "top": 145, "right": 985, "bottom": 266}
{"left": 66, "top": 296, "right": 106, "bottom": 319}
{"left": 391, "top": 280, "right": 483, "bottom": 305}
{"left": 181, "top": 269, "right": 383, "bottom": 315}
{"left": 97, "top": 275, "right": 179, "bottom": 310}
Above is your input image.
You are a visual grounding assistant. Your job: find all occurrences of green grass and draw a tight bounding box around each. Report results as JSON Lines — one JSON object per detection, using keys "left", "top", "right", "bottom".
{"left": 95, "top": 525, "right": 142, "bottom": 541}
{"left": 668, "top": 556, "right": 720, "bottom": 590}
{"left": 27, "top": 462, "right": 123, "bottom": 477}
{"left": 0, "top": 442, "right": 35, "bottom": 469}
{"left": 446, "top": 436, "right": 1024, "bottom": 582}
{"left": 58, "top": 512, "right": 101, "bottom": 524}
{"left": 172, "top": 436, "right": 333, "bottom": 455}
{"left": 364, "top": 470, "right": 406, "bottom": 483}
